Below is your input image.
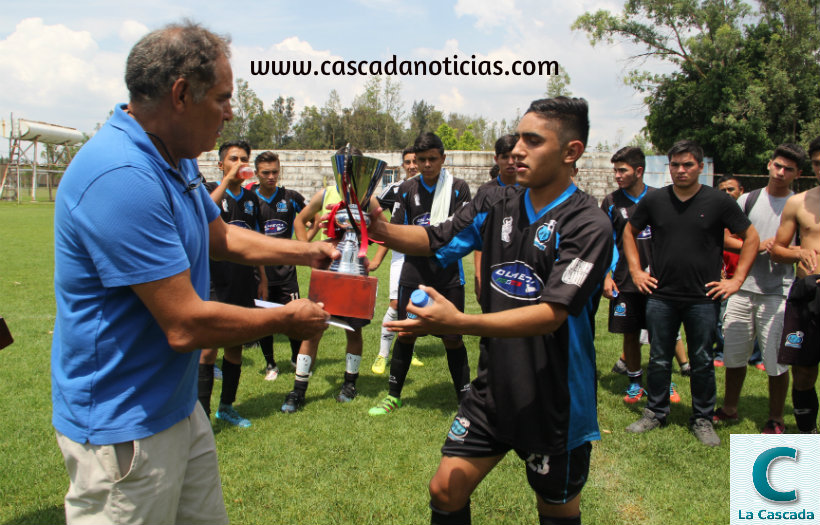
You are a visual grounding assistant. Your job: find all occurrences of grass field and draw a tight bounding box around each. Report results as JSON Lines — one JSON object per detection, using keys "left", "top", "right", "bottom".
{"left": 0, "top": 200, "right": 779, "bottom": 524}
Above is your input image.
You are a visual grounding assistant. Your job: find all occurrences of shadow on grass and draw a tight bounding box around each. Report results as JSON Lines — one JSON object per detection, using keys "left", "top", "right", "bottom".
{"left": 3, "top": 504, "right": 64, "bottom": 525}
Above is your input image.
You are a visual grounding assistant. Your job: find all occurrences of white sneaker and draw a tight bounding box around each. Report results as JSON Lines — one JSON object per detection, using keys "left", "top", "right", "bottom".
{"left": 264, "top": 365, "right": 279, "bottom": 381}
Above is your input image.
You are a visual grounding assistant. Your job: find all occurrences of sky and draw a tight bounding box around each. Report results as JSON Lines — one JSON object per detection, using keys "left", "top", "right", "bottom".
{"left": 0, "top": 0, "right": 671, "bottom": 151}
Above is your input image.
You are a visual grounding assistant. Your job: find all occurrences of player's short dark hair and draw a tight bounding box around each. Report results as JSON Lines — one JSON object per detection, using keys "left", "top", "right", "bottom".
{"left": 809, "top": 137, "right": 820, "bottom": 158}
{"left": 413, "top": 132, "right": 445, "bottom": 155}
{"left": 489, "top": 164, "right": 500, "bottom": 179}
{"left": 524, "top": 97, "right": 589, "bottom": 147}
{"left": 254, "top": 151, "right": 279, "bottom": 170}
{"left": 771, "top": 143, "right": 806, "bottom": 167}
{"left": 667, "top": 140, "right": 703, "bottom": 163}
{"left": 126, "top": 20, "right": 231, "bottom": 108}
{"left": 401, "top": 147, "right": 415, "bottom": 160}
{"left": 218, "top": 140, "right": 251, "bottom": 161}
{"left": 716, "top": 174, "right": 742, "bottom": 189}
{"left": 610, "top": 146, "right": 645, "bottom": 170}
{"left": 494, "top": 134, "right": 517, "bottom": 156}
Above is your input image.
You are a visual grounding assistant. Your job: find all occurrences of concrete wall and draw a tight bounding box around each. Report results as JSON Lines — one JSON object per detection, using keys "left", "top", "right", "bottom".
{"left": 198, "top": 149, "right": 619, "bottom": 203}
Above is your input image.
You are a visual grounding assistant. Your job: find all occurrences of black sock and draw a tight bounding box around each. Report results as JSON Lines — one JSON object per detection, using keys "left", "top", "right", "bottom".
{"left": 430, "top": 501, "right": 470, "bottom": 525}
{"left": 259, "top": 335, "right": 275, "bottom": 367}
{"left": 220, "top": 360, "right": 241, "bottom": 406}
{"left": 294, "top": 377, "right": 309, "bottom": 395}
{"left": 628, "top": 370, "right": 643, "bottom": 385}
{"left": 388, "top": 339, "right": 415, "bottom": 398}
{"left": 344, "top": 371, "right": 359, "bottom": 384}
{"left": 289, "top": 339, "right": 301, "bottom": 364}
{"left": 539, "top": 514, "right": 581, "bottom": 525}
{"left": 198, "top": 363, "right": 214, "bottom": 418}
{"left": 793, "top": 387, "right": 819, "bottom": 432}
{"left": 446, "top": 344, "right": 471, "bottom": 402}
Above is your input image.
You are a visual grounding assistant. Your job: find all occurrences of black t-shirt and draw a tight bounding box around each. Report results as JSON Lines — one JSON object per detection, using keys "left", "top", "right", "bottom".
{"left": 205, "top": 182, "right": 261, "bottom": 291}
{"left": 391, "top": 175, "right": 471, "bottom": 289}
{"left": 427, "top": 183, "right": 613, "bottom": 454}
{"left": 376, "top": 180, "right": 402, "bottom": 212}
{"left": 253, "top": 185, "right": 306, "bottom": 285}
{"left": 600, "top": 186, "right": 655, "bottom": 292}
{"left": 629, "top": 184, "right": 751, "bottom": 303}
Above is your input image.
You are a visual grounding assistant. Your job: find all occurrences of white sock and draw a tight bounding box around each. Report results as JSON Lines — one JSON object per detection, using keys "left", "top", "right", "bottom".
{"left": 346, "top": 353, "right": 362, "bottom": 374}
{"left": 295, "top": 354, "right": 312, "bottom": 382}
{"left": 379, "top": 306, "right": 398, "bottom": 358}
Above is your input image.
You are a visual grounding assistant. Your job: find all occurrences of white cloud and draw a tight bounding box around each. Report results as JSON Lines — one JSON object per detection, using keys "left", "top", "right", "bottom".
{"left": 438, "top": 87, "right": 465, "bottom": 112}
{"left": 0, "top": 18, "right": 125, "bottom": 131}
{"left": 454, "top": 0, "right": 522, "bottom": 29}
{"left": 118, "top": 20, "right": 148, "bottom": 44}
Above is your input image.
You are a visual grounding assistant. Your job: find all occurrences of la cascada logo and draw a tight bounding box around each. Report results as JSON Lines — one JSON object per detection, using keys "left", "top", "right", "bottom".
{"left": 730, "top": 435, "right": 820, "bottom": 524}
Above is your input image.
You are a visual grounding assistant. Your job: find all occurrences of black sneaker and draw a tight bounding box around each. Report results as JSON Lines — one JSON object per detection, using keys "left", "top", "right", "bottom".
{"left": 281, "top": 391, "right": 305, "bottom": 413}
{"left": 336, "top": 381, "right": 357, "bottom": 403}
{"left": 611, "top": 358, "right": 628, "bottom": 375}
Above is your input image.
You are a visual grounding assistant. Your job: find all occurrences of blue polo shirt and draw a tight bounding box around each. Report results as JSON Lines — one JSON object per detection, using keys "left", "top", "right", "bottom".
{"left": 52, "top": 104, "right": 220, "bottom": 444}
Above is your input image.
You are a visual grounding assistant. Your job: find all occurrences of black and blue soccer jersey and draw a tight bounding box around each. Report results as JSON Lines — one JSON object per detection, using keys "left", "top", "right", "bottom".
{"left": 204, "top": 182, "right": 261, "bottom": 301}
{"left": 600, "top": 186, "right": 655, "bottom": 293}
{"left": 255, "top": 186, "right": 306, "bottom": 285}
{"left": 377, "top": 180, "right": 403, "bottom": 213}
{"left": 426, "top": 183, "right": 613, "bottom": 454}
{"left": 391, "top": 175, "right": 471, "bottom": 289}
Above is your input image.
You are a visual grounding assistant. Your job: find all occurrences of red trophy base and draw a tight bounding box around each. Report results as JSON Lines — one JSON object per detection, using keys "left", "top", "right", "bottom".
{"left": 308, "top": 269, "right": 378, "bottom": 320}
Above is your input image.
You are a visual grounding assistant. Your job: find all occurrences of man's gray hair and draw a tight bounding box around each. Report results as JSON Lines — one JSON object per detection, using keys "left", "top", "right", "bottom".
{"left": 125, "top": 19, "right": 231, "bottom": 107}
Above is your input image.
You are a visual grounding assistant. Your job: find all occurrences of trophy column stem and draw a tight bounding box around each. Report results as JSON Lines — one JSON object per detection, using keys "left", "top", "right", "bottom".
{"left": 329, "top": 230, "right": 366, "bottom": 275}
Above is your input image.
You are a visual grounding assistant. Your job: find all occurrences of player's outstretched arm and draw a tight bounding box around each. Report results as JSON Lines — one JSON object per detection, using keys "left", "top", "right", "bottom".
{"left": 384, "top": 285, "right": 568, "bottom": 338}
{"left": 209, "top": 216, "right": 339, "bottom": 269}
{"left": 367, "top": 206, "right": 433, "bottom": 256}
{"left": 132, "top": 270, "right": 329, "bottom": 353}
{"left": 294, "top": 190, "right": 325, "bottom": 242}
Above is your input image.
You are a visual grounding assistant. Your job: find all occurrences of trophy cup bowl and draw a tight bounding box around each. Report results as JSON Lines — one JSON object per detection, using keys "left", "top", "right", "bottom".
{"left": 308, "top": 149, "right": 386, "bottom": 319}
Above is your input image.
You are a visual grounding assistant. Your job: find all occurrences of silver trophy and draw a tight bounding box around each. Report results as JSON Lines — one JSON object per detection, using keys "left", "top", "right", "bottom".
{"left": 327, "top": 148, "right": 386, "bottom": 275}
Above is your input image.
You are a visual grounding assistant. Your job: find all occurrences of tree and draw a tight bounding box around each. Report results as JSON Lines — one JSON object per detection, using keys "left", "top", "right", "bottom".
{"left": 546, "top": 70, "right": 572, "bottom": 98}
{"left": 435, "top": 123, "right": 459, "bottom": 150}
{"left": 221, "top": 78, "right": 264, "bottom": 145}
{"left": 573, "top": 0, "right": 820, "bottom": 173}
{"left": 269, "top": 96, "right": 295, "bottom": 147}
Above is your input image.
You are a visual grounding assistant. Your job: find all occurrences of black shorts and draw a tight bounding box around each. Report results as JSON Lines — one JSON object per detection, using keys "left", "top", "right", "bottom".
{"left": 211, "top": 267, "right": 257, "bottom": 308}
{"left": 441, "top": 402, "right": 591, "bottom": 505}
{"left": 778, "top": 275, "right": 820, "bottom": 366}
{"left": 608, "top": 292, "right": 646, "bottom": 334}
{"left": 397, "top": 284, "right": 464, "bottom": 343}
{"left": 266, "top": 279, "right": 300, "bottom": 305}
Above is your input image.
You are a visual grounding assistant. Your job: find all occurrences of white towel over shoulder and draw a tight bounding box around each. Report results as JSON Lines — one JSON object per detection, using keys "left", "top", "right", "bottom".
{"left": 430, "top": 168, "right": 453, "bottom": 226}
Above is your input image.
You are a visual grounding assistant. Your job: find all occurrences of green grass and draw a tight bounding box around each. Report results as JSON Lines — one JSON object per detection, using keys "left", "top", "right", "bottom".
{"left": 0, "top": 201, "right": 779, "bottom": 524}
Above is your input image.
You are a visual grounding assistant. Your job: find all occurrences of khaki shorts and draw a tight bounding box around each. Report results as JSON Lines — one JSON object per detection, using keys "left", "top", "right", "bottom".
{"left": 56, "top": 404, "right": 228, "bottom": 525}
{"left": 722, "top": 290, "right": 788, "bottom": 376}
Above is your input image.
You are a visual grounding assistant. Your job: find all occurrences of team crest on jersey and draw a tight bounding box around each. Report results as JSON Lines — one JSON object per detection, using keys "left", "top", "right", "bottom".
{"left": 447, "top": 416, "right": 470, "bottom": 443}
{"left": 244, "top": 201, "right": 255, "bottom": 215}
{"left": 490, "top": 261, "right": 544, "bottom": 300}
{"left": 413, "top": 213, "right": 431, "bottom": 226}
{"left": 620, "top": 208, "right": 629, "bottom": 219}
{"left": 533, "top": 220, "right": 557, "bottom": 251}
{"left": 276, "top": 200, "right": 288, "bottom": 212}
{"left": 785, "top": 331, "right": 804, "bottom": 349}
{"left": 221, "top": 199, "right": 229, "bottom": 212}
{"left": 637, "top": 225, "right": 652, "bottom": 239}
{"left": 614, "top": 302, "right": 627, "bottom": 317}
{"left": 501, "top": 217, "right": 513, "bottom": 243}
{"left": 264, "top": 219, "right": 288, "bottom": 236}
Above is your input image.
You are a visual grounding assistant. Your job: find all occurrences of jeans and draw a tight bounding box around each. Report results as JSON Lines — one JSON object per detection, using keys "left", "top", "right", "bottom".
{"left": 646, "top": 297, "right": 719, "bottom": 422}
